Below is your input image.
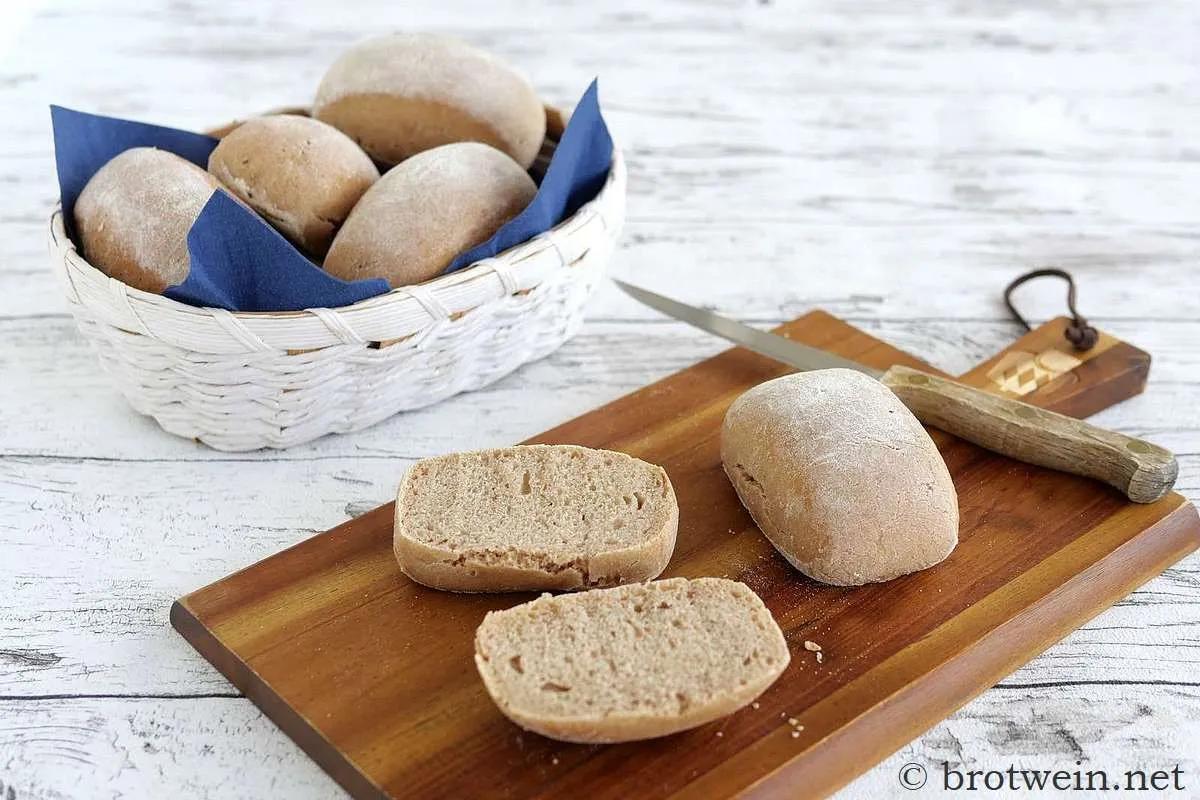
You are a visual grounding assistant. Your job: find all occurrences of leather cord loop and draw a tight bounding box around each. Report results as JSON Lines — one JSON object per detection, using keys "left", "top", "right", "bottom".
{"left": 1003, "top": 268, "right": 1099, "bottom": 351}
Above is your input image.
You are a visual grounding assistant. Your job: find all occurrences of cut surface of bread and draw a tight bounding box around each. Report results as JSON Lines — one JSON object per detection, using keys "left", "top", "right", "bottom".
{"left": 393, "top": 445, "right": 678, "bottom": 592}
{"left": 474, "top": 577, "right": 790, "bottom": 743}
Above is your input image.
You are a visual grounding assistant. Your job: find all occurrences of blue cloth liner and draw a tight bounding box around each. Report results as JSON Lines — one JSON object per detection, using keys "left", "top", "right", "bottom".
{"left": 49, "top": 79, "right": 612, "bottom": 312}
{"left": 50, "top": 105, "right": 219, "bottom": 228}
{"left": 171, "top": 190, "right": 388, "bottom": 310}
{"left": 49, "top": 105, "right": 387, "bottom": 311}
{"left": 445, "top": 78, "right": 612, "bottom": 272}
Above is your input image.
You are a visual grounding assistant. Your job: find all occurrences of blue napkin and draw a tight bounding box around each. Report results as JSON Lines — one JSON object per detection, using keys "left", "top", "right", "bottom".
{"left": 50, "top": 105, "right": 388, "bottom": 311}
{"left": 50, "top": 80, "right": 612, "bottom": 312}
{"left": 172, "top": 190, "right": 391, "bottom": 311}
{"left": 50, "top": 105, "right": 219, "bottom": 227}
{"left": 446, "top": 79, "right": 612, "bottom": 272}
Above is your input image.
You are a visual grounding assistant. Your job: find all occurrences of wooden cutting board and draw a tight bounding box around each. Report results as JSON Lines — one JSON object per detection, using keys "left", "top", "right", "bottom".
{"left": 172, "top": 312, "right": 1200, "bottom": 800}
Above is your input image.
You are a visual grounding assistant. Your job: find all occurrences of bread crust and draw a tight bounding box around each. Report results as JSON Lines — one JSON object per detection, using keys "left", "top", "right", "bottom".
{"left": 477, "top": 663, "right": 777, "bottom": 744}
{"left": 315, "top": 94, "right": 523, "bottom": 168}
{"left": 207, "top": 115, "right": 379, "bottom": 257}
{"left": 74, "top": 148, "right": 222, "bottom": 293}
{"left": 393, "top": 445, "right": 679, "bottom": 593}
{"left": 313, "top": 33, "right": 546, "bottom": 168}
{"left": 323, "top": 141, "right": 535, "bottom": 288}
{"left": 721, "top": 368, "right": 959, "bottom": 586}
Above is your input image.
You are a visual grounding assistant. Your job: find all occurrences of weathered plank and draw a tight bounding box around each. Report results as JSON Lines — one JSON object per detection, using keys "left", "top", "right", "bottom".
{"left": 0, "top": 685, "right": 1195, "bottom": 800}
{"left": 0, "top": 697, "right": 342, "bottom": 800}
{"left": 1, "top": 318, "right": 1197, "bottom": 462}
{"left": 2, "top": 0, "right": 1198, "bottom": 796}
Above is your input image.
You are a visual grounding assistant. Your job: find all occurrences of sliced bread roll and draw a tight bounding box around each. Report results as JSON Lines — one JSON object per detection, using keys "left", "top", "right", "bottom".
{"left": 474, "top": 578, "right": 790, "bottom": 743}
{"left": 394, "top": 445, "right": 677, "bottom": 592}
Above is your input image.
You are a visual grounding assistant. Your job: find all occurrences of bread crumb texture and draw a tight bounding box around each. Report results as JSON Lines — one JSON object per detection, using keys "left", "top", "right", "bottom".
{"left": 395, "top": 445, "right": 677, "bottom": 591}
{"left": 474, "top": 577, "right": 790, "bottom": 743}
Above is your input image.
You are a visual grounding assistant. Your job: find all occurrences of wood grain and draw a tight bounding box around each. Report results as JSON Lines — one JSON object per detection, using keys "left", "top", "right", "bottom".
{"left": 881, "top": 364, "right": 1177, "bottom": 503}
{"left": 171, "top": 312, "right": 1198, "bottom": 799}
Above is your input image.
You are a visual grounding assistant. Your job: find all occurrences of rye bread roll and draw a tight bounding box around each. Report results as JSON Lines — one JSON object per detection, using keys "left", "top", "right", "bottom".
{"left": 73, "top": 147, "right": 224, "bottom": 293}
{"left": 474, "top": 578, "right": 789, "bottom": 743}
{"left": 721, "top": 368, "right": 959, "bottom": 586}
{"left": 323, "top": 142, "right": 536, "bottom": 287}
{"left": 313, "top": 33, "right": 546, "bottom": 168}
{"left": 394, "top": 445, "right": 678, "bottom": 592}
{"left": 207, "top": 115, "right": 379, "bottom": 258}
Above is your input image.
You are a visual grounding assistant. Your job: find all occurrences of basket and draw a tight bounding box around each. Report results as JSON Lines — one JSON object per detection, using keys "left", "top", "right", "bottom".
{"left": 48, "top": 113, "right": 626, "bottom": 451}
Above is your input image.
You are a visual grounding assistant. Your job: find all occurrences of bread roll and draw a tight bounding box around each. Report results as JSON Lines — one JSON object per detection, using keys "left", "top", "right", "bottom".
{"left": 324, "top": 142, "right": 536, "bottom": 287}
{"left": 73, "top": 147, "right": 223, "bottom": 293}
{"left": 313, "top": 33, "right": 546, "bottom": 168}
{"left": 721, "top": 368, "right": 959, "bottom": 586}
{"left": 207, "top": 115, "right": 379, "bottom": 257}
{"left": 394, "top": 445, "right": 678, "bottom": 592}
{"left": 474, "top": 578, "right": 789, "bottom": 743}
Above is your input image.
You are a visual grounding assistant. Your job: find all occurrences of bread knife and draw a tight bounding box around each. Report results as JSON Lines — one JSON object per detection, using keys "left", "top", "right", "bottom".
{"left": 612, "top": 279, "right": 1177, "bottom": 504}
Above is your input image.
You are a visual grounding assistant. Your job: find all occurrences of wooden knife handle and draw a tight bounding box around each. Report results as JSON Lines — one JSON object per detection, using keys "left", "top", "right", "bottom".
{"left": 880, "top": 364, "right": 1178, "bottom": 504}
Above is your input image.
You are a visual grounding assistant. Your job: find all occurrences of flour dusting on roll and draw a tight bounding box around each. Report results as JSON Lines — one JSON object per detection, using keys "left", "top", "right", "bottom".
{"left": 74, "top": 147, "right": 224, "bottom": 294}
{"left": 313, "top": 33, "right": 546, "bottom": 168}
{"left": 208, "top": 115, "right": 379, "bottom": 258}
{"left": 721, "top": 368, "right": 959, "bottom": 586}
{"left": 323, "top": 141, "right": 536, "bottom": 288}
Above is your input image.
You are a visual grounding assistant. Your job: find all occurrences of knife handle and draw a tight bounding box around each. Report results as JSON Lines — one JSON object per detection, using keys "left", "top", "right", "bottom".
{"left": 880, "top": 364, "right": 1177, "bottom": 504}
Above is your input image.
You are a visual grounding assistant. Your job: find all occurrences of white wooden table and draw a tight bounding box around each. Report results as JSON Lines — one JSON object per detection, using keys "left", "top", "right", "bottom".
{"left": 1, "top": 1, "right": 1197, "bottom": 797}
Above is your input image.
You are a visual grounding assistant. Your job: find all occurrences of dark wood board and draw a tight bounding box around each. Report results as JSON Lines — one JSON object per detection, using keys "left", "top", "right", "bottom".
{"left": 172, "top": 312, "right": 1200, "bottom": 799}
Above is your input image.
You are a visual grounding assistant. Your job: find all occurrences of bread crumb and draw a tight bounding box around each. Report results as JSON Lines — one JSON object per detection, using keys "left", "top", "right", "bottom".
{"left": 791, "top": 730, "right": 801, "bottom": 738}
{"left": 804, "top": 640, "right": 821, "bottom": 652}
{"left": 551, "top": 757, "right": 559, "bottom": 765}
{"left": 787, "top": 717, "right": 799, "bottom": 726}
{"left": 752, "top": 702, "right": 760, "bottom": 709}
{"left": 477, "top": 576, "right": 788, "bottom": 743}
{"left": 815, "top": 651, "right": 824, "bottom": 664}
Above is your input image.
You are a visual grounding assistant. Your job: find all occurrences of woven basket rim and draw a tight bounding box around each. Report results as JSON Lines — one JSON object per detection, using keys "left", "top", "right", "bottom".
{"left": 50, "top": 146, "right": 625, "bottom": 353}
{"left": 51, "top": 146, "right": 622, "bottom": 319}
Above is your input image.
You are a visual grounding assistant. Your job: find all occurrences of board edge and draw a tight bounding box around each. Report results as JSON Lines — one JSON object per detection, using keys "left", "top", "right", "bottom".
{"left": 169, "top": 599, "right": 389, "bottom": 800}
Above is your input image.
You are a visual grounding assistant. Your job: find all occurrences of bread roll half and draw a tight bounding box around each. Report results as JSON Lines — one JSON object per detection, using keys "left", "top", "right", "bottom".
{"left": 394, "top": 445, "right": 678, "bottom": 592}
{"left": 475, "top": 578, "right": 790, "bottom": 743}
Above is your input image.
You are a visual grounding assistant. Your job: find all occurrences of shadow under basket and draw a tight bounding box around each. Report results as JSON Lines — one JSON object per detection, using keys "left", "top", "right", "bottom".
{"left": 48, "top": 111, "right": 626, "bottom": 451}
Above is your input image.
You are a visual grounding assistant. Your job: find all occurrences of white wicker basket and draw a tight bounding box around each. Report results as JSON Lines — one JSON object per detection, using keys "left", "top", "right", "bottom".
{"left": 48, "top": 131, "right": 625, "bottom": 451}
